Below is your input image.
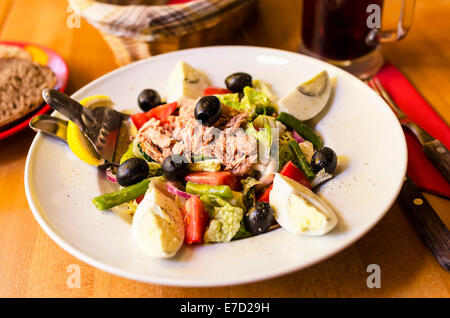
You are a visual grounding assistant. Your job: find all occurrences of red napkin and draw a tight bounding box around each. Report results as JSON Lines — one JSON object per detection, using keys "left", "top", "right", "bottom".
{"left": 375, "top": 63, "right": 450, "bottom": 198}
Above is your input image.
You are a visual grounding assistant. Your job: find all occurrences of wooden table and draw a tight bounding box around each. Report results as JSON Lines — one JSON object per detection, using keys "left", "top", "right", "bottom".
{"left": 0, "top": 0, "right": 449, "bottom": 298}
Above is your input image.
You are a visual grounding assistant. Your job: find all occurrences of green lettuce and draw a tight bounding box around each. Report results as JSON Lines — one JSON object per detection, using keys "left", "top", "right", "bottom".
{"left": 246, "top": 122, "right": 272, "bottom": 148}
{"left": 216, "top": 86, "right": 275, "bottom": 119}
{"left": 246, "top": 122, "right": 273, "bottom": 164}
{"left": 252, "top": 79, "right": 277, "bottom": 104}
{"left": 241, "top": 86, "right": 272, "bottom": 117}
{"left": 255, "top": 105, "right": 277, "bottom": 117}
{"left": 216, "top": 93, "right": 242, "bottom": 111}
{"left": 252, "top": 115, "right": 286, "bottom": 134}
{"left": 200, "top": 194, "right": 244, "bottom": 243}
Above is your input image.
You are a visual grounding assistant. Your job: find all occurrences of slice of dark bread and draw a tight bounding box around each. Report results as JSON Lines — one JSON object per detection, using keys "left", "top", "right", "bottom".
{"left": 0, "top": 44, "right": 32, "bottom": 60}
{"left": 0, "top": 58, "right": 57, "bottom": 128}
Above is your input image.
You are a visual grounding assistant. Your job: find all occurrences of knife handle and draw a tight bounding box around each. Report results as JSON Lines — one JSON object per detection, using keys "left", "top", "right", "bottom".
{"left": 423, "top": 139, "right": 450, "bottom": 183}
{"left": 398, "top": 176, "right": 450, "bottom": 270}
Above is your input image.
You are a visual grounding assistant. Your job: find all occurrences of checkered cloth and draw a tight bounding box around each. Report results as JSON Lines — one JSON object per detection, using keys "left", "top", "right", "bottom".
{"left": 68, "top": 0, "right": 253, "bottom": 41}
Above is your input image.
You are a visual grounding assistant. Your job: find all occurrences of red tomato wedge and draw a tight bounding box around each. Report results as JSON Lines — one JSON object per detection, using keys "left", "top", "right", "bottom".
{"left": 130, "top": 112, "right": 148, "bottom": 130}
{"left": 130, "top": 102, "right": 178, "bottom": 130}
{"left": 144, "top": 101, "right": 178, "bottom": 122}
{"left": 203, "top": 87, "right": 232, "bottom": 96}
{"left": 279, "top": 161, "right": 311, "bottom": 189}
{"left": 183, "top": 195, "right": 210, "bottom": 244}
{"left": 135, "top": 194, "right": 145, "bottom": 204}
{"left": 257, "top": 184, "right": 273, "bottom": 203}
{"left": 257, "top": 161, "right": 311, "bottom": 202}
{"left": 185, "top": 171, "right": 239, "bottom": 190}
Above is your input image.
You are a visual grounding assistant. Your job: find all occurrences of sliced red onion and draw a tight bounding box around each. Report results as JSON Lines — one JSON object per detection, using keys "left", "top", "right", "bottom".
{"left": 166, "top": 182, "right": 192, "bottom": 199}
{"left": 105, "top": 168, "right": 117, "bottom": 183}
{"left": 292, "top": 130, "right": 304, "bottom": 143}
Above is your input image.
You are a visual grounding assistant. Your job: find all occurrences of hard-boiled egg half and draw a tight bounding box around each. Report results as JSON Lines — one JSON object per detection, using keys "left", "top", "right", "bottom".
{"left": 132, "top": 178, "right": 185, "bottom": 258}
{"left": 269, "top": 174, "right": 337, "bottom": 236}
{"left": 278, "top": 70, "right": 332, "bottom": 121}
{"left": 165, "top": 61, "right": 211, "bottom": 103}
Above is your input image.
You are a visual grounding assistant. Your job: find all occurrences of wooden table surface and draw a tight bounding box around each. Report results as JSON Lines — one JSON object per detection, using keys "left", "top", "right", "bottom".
{"left": 0, "top": 0, "right": 449, "bottom": 298}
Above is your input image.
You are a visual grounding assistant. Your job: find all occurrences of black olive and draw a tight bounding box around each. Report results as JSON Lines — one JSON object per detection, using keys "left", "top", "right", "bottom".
{"left": 116, "top": 158, "right": 149, "bottom": 187}
{"left": 225, "top": 72, "right": 252, "bottom": 93}
{"left": 162, "top": 155, "right": 189, "bottom": 182}
{"left": 311, "top": 147, "right": 337, "bottom": 174}
{"left": 138, "top": 89, "right": 161, "bottom": 112}
{"left": 244, "top": 202, "right": 274, "bottom": 235}
{"left": 194, "top": 96, "right": 222, "bottom": 126}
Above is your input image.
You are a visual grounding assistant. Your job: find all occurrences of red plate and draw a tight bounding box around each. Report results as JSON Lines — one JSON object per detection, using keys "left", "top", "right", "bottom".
{"left": 0, "top": 41, "right": 69, "bottom": 140}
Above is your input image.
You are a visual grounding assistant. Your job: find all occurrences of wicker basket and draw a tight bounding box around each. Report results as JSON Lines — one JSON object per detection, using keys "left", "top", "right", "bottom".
{"left": 69, "top": 0, "right": 256, "bottom": 66}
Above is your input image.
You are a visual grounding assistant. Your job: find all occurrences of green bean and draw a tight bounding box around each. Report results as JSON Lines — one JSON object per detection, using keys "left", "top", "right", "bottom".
{"left": 92, "top": 179, "right": 150, "bottom": 210}
{"left": 185, "top": 182, "right": 233, "bottom": 199}
{"left": 288, "top": 140, "right": 316, "bottom": 180}
{"left": 277, "top": 112, "right": 323, "bottom": 149}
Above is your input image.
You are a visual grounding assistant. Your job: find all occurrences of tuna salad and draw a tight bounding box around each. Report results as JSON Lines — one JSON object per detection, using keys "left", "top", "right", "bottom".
{"left": 89, "top": 61, "right": 341, "bottom": 258}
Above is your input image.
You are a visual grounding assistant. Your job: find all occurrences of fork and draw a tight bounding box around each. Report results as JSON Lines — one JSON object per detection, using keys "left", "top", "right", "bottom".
{"left": 367, "top": 78, "right": 450, "bottom": 183}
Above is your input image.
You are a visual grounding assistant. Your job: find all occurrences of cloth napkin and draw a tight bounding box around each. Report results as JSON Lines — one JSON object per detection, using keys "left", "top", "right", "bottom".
{"left": 375, "top": 63, "right": 450, "bottom": 198}
{"left": 68, "top": 0, "right": 252, "bottom": 41}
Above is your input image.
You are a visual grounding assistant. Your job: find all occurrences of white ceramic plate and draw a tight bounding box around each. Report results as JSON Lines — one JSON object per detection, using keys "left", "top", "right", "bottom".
{"left": 25, "top": 46, "right": 407, "bottom": 287}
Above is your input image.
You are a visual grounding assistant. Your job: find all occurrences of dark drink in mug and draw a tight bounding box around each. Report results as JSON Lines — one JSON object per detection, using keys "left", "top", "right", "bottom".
{"left": 300, "top": 0, "right": 415, "bottom": 79}
{"left": 302, "top": 0, "right": 383, "bottom": 61}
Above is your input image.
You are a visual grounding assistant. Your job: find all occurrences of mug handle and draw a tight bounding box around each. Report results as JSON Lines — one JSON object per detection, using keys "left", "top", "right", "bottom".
{"left": 366, "top": 0, "right": 416, "bottom": 45}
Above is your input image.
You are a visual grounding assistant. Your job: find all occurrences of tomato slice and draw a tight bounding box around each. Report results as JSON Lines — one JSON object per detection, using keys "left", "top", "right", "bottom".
{"left": 135, "top": 194, "right": 145, "bottom": 204}
{"left": 280, "top": 161, "right": 311, "bottom": 189}
{"left": 257, "top": 161, "right": 311, "bottom": 203}
{"left": 131, "top": 102, "right": 177, "bottom": 129}
{"left": 183, "top": 195, "right": 210, "bottom": 244}
{"left": 185, "top": 171, "right": 239, "bottom": 190}
{"left": 203, "top": 87, "right": 232, "bottom": 96}
{"left": 130, "top": 112, "right": 148, "bottom": 130}
{"left": 144, "top": 101, "right": 178, "bottom": 122}
{"left": 257, "top": 184, "right": 273, "bottom": 203}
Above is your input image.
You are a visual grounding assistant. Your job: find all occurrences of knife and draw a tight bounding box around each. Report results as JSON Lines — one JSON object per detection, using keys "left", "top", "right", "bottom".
{"left": 367, "top": 78, "right": 450, "bottom": 183}
{"left": 398, "top": 176, "right": 450, "bottom": 270}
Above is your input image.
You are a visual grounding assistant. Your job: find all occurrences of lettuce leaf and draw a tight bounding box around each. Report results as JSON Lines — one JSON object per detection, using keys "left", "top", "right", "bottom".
{"left": 255, "top": 105, "right": 277, "bottom": 116}
{"left": 246, "top": 121, "right": 274, "bottom": 164}
{"left": 216, "top": 93, "right": 242, "bottom": 111}
{"left": 241, "top": 86, "right": 272, "bottom": 117}
{"left": 253, "top": 115, "right": 286, "bottom": 134}
{"left": 252, "top": 79, "right": 278, "bottom": 104}
{"left": 201, "top": 194, "right": 244, "bottom": 243}
{"left": 216, "top": 86, "right": 274, "bottom": 119}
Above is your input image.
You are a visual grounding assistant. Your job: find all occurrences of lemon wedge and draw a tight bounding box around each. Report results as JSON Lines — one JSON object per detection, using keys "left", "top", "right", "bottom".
{"left": 66, "top": 95, "right": 114, "bottom": 166}
{"left": 24, "top": 45, "right": 49, "bottom": 65}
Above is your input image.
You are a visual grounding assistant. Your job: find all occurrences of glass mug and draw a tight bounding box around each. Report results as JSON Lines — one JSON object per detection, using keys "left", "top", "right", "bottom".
{"left": 299, "top": 0, "right": 415, "bottom": 79}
